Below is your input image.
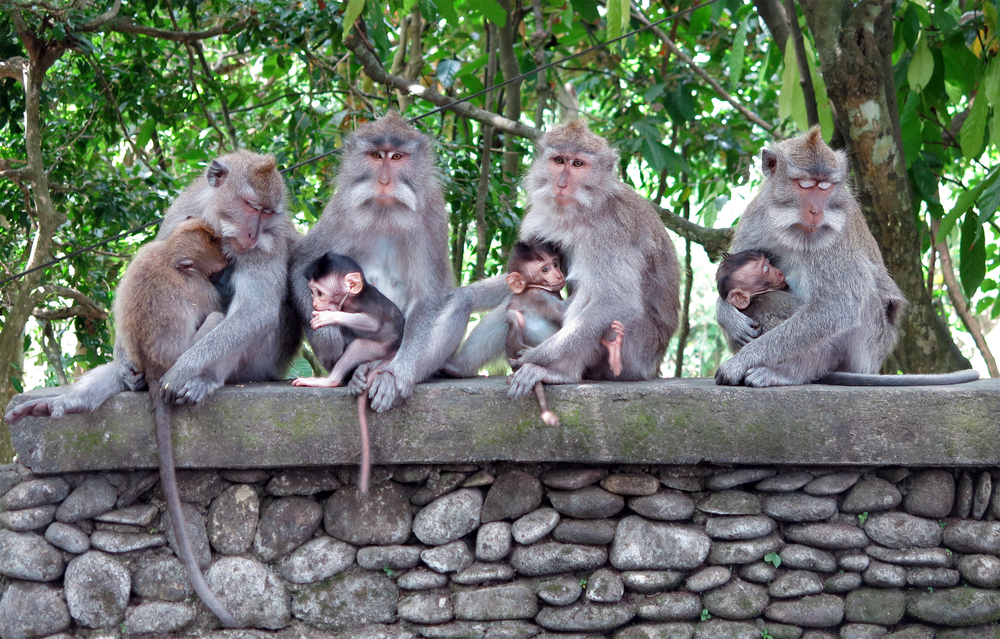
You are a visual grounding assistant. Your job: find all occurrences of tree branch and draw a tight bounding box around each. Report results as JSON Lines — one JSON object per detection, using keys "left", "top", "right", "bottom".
{"left": 0, "top": 56, "right": 27, "bottom": 82}
{"left": 34, "top": 284, "right": 107, "bottom": 317}
{"left": 32, "top": 304, "right": 107, "bottom": 321}
{"left": 784, "top": 0, "right": 819, "bottom": 126}
{"left": 82, "top": 16, "right": 250, "bottom": 42}
{"left": 79, "top": 0, "right": 122, "bottom": 30}
{"left": 652, "top": 203, "right": 732, "bottom": 261}
{"left": 631, "top": 4, "right": 780, "bottom": 137}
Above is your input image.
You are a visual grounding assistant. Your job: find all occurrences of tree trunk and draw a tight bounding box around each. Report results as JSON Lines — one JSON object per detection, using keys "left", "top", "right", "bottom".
{"left": 798, "top": 0, "right": 968, "bottom": 374}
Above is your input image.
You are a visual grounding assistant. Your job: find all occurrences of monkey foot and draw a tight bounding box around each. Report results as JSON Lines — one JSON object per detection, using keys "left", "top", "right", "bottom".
{"left": 540, "top": 410, "right": 560, "bottom": 426}
{"left": 292, "top": 377, "right": 342, "bottom": 388}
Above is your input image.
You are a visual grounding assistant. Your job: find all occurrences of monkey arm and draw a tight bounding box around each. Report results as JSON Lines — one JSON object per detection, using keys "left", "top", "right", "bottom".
{"left": 362, "top": 274, "right": 511, "bottom": 412}
{"left": 313, "top": 310, "right": 381, "bottom": 333}
{"left": 289, "top": 239, "right": 345, "bottom": 372}
{"left": 716, "top": 297, "right": 762, "bottom": 350}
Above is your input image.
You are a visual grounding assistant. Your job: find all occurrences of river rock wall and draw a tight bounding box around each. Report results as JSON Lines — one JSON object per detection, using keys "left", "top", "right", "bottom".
{"left": 2, "top": 462, "right": 1000, "bottom": 639}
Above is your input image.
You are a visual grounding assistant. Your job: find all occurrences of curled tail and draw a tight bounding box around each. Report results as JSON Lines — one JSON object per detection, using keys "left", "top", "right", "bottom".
{"left": 819, "top": 369, "right": 981, "bottom": 386}
{"left": 151, "top": 381, "right": 238, "bottom": 627}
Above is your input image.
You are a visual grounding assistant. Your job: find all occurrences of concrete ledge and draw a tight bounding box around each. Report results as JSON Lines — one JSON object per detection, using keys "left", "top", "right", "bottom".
{"left": 7, "top": 377, "right": 1000, "bottom": 473}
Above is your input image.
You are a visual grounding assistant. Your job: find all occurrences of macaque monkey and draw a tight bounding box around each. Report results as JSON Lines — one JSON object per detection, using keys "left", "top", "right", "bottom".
{"left": 715, "top": 127, "right": 977, "bottom": 387}
{"left": 435, "top": 118, "right": 679, "bottom": 401}
{"left": 289, "top": 113, "right": 453, "bottom": 415}
{"left": 113, "top": 218, "right": 237, "bottom": 628}
{"left": 502, "top": 241, "right": 625, "bottom": 426}
{"left": 715, "top": 250, "right": 800, "bottom": 349}
{"left": 292, "top": 253, "right": 404, "bottom": 493}
{"left": 6, "top": 151, "right": 302, "bottom": 423}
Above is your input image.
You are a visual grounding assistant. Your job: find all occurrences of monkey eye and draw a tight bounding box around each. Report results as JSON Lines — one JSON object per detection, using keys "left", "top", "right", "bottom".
{"left": 245, "top": 199, "right": 262, "bottom": 211}
{"left": 798, "top": 179, "right": 816, "bottom": 188}
{"left": 818, "top": 181, "right": 833, "bottom": 190}
{"left": 371, "top": 151, "right": 382, "bottom": 160}
{"left": 391, "top": 152, "right": 404, "bottom": 161}
{"left": 572, "top": 159, "right": 584, "bottom": 167}
{"left": 553, "top": 156, "right": 565, "bottom": 165}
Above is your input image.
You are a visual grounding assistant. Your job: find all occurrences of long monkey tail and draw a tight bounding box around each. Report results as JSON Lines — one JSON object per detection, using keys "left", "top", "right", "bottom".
{"left": 819, "top": 369, "right": 980, "bottom": 386}
{"left": 151, "top": 380, "right": 239, "bottom": 628}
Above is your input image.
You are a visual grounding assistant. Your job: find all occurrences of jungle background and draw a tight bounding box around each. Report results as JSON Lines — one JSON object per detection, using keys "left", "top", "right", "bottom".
{"left": 2, "top": 0, "right": 999, "bottom": 461}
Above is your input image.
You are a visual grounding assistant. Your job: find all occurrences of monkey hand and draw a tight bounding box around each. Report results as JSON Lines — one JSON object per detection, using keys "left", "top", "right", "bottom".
{"left": 366, "top": 364, "right": 412, "bottom": 413}
{"left": 159, "top": 365, "right": 223, "bottom": 405}
{"left": 347, "top": 361, "right": 381, "bottom": 395}
{"left": 311, "top": 310, "right": 345, "bottom": 329}
{"left": 507, "top": 363, "right": 549, "bottom": 400}
{"left": 122, "top": 360, "right": 146, "bottom": 392}
{"left": 714, "top": 356, "right": 749, "bottom": 386}
{"left": 716, "top": 298, "right": 761, "bottom": 347}
{"left": 4, "top": 393, "right": 91, "bottom": 424}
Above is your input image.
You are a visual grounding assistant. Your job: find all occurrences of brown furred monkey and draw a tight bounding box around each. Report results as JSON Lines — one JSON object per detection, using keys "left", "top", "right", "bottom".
{"left": 5, "top": 150, "right": 302, "bottom": 423}
{"left": 715, "top": 127, "right": 978, "bottom": 387}
{"left": 503, "top": 241, "right": 624, "bottom": 426}
{"left": 113, "top": 218, "right": 237, "bottom": 628}
{"left": 289, "top": 113, "right": 454, "bottom": 416}
{"left": 292, "top": 253, "right": 405, "bottom": 493}
{"left": 715, "top": 250, "right": 800, "bottom": 349}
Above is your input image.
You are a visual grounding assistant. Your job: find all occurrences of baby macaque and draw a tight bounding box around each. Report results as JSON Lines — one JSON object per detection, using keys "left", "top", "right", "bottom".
{"left": 505, "top": 241, "right": 624, "bottom": 426}
{"left": 715, "top": 250, "right": 799, "bottom": 351}
{"left": 292, "top": 253, "right": 404, "bottom": 493}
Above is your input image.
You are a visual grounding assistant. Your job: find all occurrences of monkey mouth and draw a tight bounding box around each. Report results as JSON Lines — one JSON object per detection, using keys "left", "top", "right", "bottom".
{"left": 792, "top": 223, "right": 821, "bottom": 234}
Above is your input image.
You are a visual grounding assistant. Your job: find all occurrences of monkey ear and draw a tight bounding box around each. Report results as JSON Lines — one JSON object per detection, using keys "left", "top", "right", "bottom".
{"left": 177, "top": 258, "right": 195, "bottom": 273}
{"left": 761, "top": 150, "right": 778, "bottom": 177}
{"left": 506, "top": 272, "right": 526, "bottom": 295}
{"left": 345, "top": 272, "right": 364, "bottom": 295}
{"left": 207, "top": 160, "right": 229, "bottom": 188}
{"left": 727, "top": 289, "right": 752, "bottom": 310}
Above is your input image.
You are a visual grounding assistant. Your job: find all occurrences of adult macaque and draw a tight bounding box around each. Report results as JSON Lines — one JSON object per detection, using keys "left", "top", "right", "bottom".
{"left": 6, "top": 150, "right": 301, "bottom": 423}
{"left": 289, "top": 113, "right": 453, "bottom": 414}
{"left": 292, "top": 253, "right": 405, "bottom": 493}
{"left": 501, "top": 241, "right": 625, "bottom": 426}
{"left": 418, "top": 119, "right": 679, "bottom": 405}
{"left": 715, "top": 250, "right": 799, "bottom": 350}
{"left": 113, "top": 218, "right": 237, "bottom": 628}
{"left": 715, "top": 127, "right": 977, "bottom": 387}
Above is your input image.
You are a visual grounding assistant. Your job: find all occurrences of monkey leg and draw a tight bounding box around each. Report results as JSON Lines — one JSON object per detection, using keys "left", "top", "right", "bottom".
{"left": 507, "top": 363, "right": 578, "bottom": 400}
{"left": 194, "top": 312, "right": 226, "bottom": 342}
{"left": 600, "top": 321, "right": 625, "bottom": 378}
{"left": 740, "top": 340, "right": 845, "bottom": 387}
{"left": 716, "top": 297, "right": 762, "bottom": 352}
{"left": 534, "top": 383, "right": 559, "bottom": 426}
{"left": 329, "top": 339, "right": 397, "bottom": 387}
{"left": 441, "top": 304, "right": 510, "bottom": 377}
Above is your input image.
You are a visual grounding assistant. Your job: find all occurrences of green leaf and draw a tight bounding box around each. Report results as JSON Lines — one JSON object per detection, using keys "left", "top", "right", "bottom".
{"left": 403, "top": 0, "right": 419, "bottom": 12}
{"left": 940, "top": 166, "right": 1000, "bottom": 239}
{"left": 960, "top": 91, "right": 989, "bottom": 161}
{"left": 778, "top": 37, "right": 806, "bottom": 131}
{"left": 984, "top": 55, "right": 1000, "bottom": 108}
{"left": 803, "top": 36, "right": 833, "bottom": 140}
{"left": 606, "top": 0, "right": 623, "bottom": 41}
{"left": 135, "top": 119, "right": 158, "bottom": 151}
{"left": 984, "top": 1, "right": 999, "bottom": 46}
{"left": 901, "top": 3, "right": 921, "bottom": 50}
{"left": 992, "top": 109, "right": 1000, "bottom": 152}
{"left": 570, "top": 0, "right": 599, "bottom": 22}
{"left": 899, "top": 91, "right": 922, "bottom": 169}
{"left": 728, "top": 16, "right": 750, "bottom": 89}
{"left": 687, "top": 4, "right": 710, "bottom": 34}
{"left": 341, "top": 0, "right": 367, "bottom": 35}
{"left": 436, "top": 59, "right": 462, "bottom": 88}
{"left": 467, "top": 0, "right": 506, "bottom": 26}
{"left": 641, "top": 137, "right": 672, "bottom": 173}
{"left": 981, "top": 175, "right": 1000, "bottom": 220}
{"left": 907, "top": 33, "right": 934, "bottom": 93}
{"left": 961, "top": 209, "right": 987, "bottom": 298}
{"left": 644, "top": 83, "right": 666, "bottom": 103}
{"left": 436, "top": 0, "right": 459, "bottom": 24}
{"left": 287, "top": 357, "right": 315, "bottom": 380}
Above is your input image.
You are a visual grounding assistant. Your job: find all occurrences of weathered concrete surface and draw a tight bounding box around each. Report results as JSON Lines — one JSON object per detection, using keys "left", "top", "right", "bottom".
{"left": 7, "top": 377, "right": 1000, "bottom": 472}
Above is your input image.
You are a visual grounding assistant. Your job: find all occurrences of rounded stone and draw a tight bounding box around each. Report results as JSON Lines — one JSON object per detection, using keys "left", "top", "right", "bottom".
{"left": 357, "top": 544, "right": 421, "bottom": 571}
{"left": 174, "top": 470, "right": 228, "bottom": 502}
{"left": 64, "top": 551, "right": 130, "bottom": 628}
{"left": 622, "top": 570, "right": 686, "bottom": 593}
{"left": 162, "top": 503, "right": 211, "bottom": 569}
{"left": 636, "top": 591, "right": 701, "bottom": 621}
{"left": 863, "top": 512, "right": 942, "bottom": 549}
{"left": 398, "top": 568, "right": 450, "bottom": 590}
{"left": 291, "top": 569, "right": 397, "bottom": 627}
{"left": 862, "top": 561, "right": 906, "bottom": 588}
{"left": 132, "top": 555, "right": 192, "bottom": 602}
{"left": 703, "top": 577, "right": 768, "bottom": 620}
{"left": 463, "top": 470, "right": 495, "bottom": 487}
{"left": 219, "top": 469, "right": 270, "bottom": 483}
{"left": 454, "top": 583, "right": 539, "bottom": 620}
{"left": 764, "top": 594, "right": 844, "bottom": 628}
{"left": 393, "top": 465, "right": 432, "bottom": 484}
{"left": 0, "top": 505, "right": 56, "bottom": 531}
{"left": 769, "top": 571, "right": 824, "bottom": 598}
{"left": 698, "top": 491, "right": 761, "bottom": 515}
{"left": 421, "top": 540, "right": 474, "bottom": 573}
{"left": 0, "top": 529, "right": 65, "bottom": 581}
{"left": 944, "top": 521, "right": 1000, "bottom": 554}
{"left": 536, "top": 601, "right": 636, "bottom": 632}
{"left": 44, "top": 522, "right": 90, "bottom": 554}
{"left": 253, "top": 496, "right": 323, "bottom": 562}
{"left": 553, "top": 519, "right": 616, "bottom": 545}
{"left": 206, "top": 556, "right": 290, "bottom": 629}
{"left": 977, "top": 471, "right": 994, "bottom": 519}
{"left": 824, "top": 571, "right": 862, "bottom": 593}
{"left": 704, "top": 515, "right": 776, "bottom": 540}
{"left": 124, "top": 601, "right": 195, "bottom": 634}
{"left": 838, "top": 553, "right": 870, "bottom": 572}
{"left": 411, "top": 472, "right": 468, "bottom": 506}
{"left": 511, "top": 542, "right": 607, "bottom": 576}
{"left": 55, "top": 477, "right": 117, "bottom": 523}
{"left": 610, "top": 515, "right": 710, "bottom": 570}
{"left": 779, "top": 545, "right": 836, "bottom": 572}
{"left": 399, "top": 590, "right": 454, "bottom": 624}
{"left": 90, "top": 531, "right": 166, "bottom": 553}
{"left": 540, "top": 468, "right": 608, "bottom": 490}
{"left": 481, "top": 472, "right": 542, "bottom": 522}
{"left": 840, "top": 625, "right": 887, "bottom": 639}
{"left": 325, "top": 482, "right": 412, "bottom": 546}
{"left": 0, "top": 478, "right": 70, "bottom": 510}
{"left": 208, "top": 483, "right": 259, "bottom": 555}
{"left": 803, "top": 472, "right": 860, "bottom": 496}
{"left": 705, "top": 468, "right": 776, "bottom": 490}
{"left": 903, "top": 470, "right": 955, "bottom": 518}
{"left": 413, "top": 488, "right": 484, "bottom": 545}
{"left": 954, "top": 471, "right": 973, "bottom": 518}
{"left": 763, "top": 494, "right": 837, "bottom": 522}
{"left": 907, "top": 567, "right": 960, "bottom": 588}
{"left": 477, "top": 520, "right": 512, "bottom": 561}
{"left": 840, "top": 479, "right": 902, "bottom": 514}
{"left": 694, "top": 620, "right": 759, "bottom": 639}
{"left": 266, "top": 469, "right": 339, "bottom": 496}
{"left": 587, "top": 569, "right": 625, "bottom": 603}
{"left": 0, "top": 581, "right": 70, "bottom": 639}
{"left": 628, "top": 491, "right": 695, "bottom": 521}
{"left": 708, "top": 532, "right": 783, "bottom": 565}
{"left": 783, "top": 524, "right": 868, "bottom": 550}
{"left": 739, "top": 562, "right": 777, "bottom": 584}
{"left": 549, "top": 486, "right": 624, "bottom": 519}
{"left": 512, "top": 507, "right": 560, "bottom": 545}
{"left": 537, "top": 578, "right": 584, "bottom": 606}
{"left": 866, "top": 546, "right": 950, "bottom": 567}
{"left": 614, "top": 622, "right": 696, "bottom": 639}
{"left": 685, "top": 566, "right": 731, "bottom": 592}
{"left": 957, "top": 555, "right": 1000, "bottom": 588}
{"left": 279, "top": 536, "right": 356, "bottom": 584}
{"left": 906, "top": 588, "right": 1000, "bottom": 626}
{"left": 601, "top": 473, "right": 659, "bottom": 496}
{"left": 452, "top": 561, "right": 516, "bottom": 584}
{"left": 756, "top": 472, "right": 813, "bottom": 492}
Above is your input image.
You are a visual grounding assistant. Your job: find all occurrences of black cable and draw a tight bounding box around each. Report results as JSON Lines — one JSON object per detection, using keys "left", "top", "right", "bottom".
{"left": 2, "top": 0, "right": 719, "bottom": 287}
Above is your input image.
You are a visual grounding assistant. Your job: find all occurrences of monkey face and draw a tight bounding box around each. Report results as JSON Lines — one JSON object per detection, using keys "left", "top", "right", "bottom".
{"left": 546, "top": 152, "right": 593, "bottom": 209}
{"left": 309, "top": 273, "right": 354, "bottom": 311}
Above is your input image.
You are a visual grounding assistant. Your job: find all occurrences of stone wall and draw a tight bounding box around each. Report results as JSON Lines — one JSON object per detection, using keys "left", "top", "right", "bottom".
{"left": 4, "top": 460, "right": 1000, "bottom": 639}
